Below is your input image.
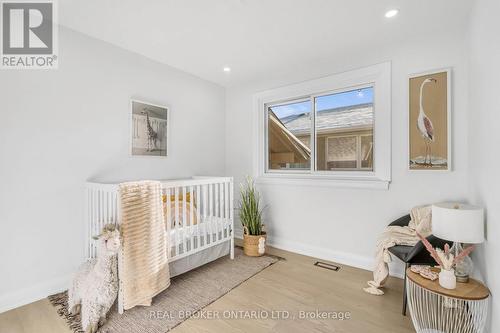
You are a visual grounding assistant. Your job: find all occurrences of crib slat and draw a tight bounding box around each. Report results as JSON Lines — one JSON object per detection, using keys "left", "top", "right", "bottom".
{"left": 203, "top": 184, "right": 208, "bottom": 246}
{"left": 85, "top": 188, "right": 89, "bottom": 258}
{"left": 102, "top": 190, "right": 105, "bottom": 227}
{"left": 216, "top": 182, "right": 220, "bottom": 218}
{"left": 115, "top": 190, "right": 119, "bottom": 224}
{"left": 99, "top": 190, "right": 104, "bottom": 236}
{"left": 219, "top": 183, "right": 223, "bottom": 240}
{"left": 230, "top": 178, "right": 234, "bottom": 259}
{"left": 85, "top": 187, "right": 90, "bottom": 258}
{"left": 213, "top": 183, "right": 217, "bottom": 242}
{"left": 92, "top": 189, "right": 96, "bottom": 257}
{"left": 109, "top": 190, "right": 113, "bottom": 226}
{"left": 92, "top": 189, "right": 97, "bottom": 258}
{"left": 222, "top": 182, "right": 226, "bottom": 239}
{"left": 215, "top": 183, "right": 222, "bottom": 241}
{"left": 174, "top": 187, "right": 180, "bottom": 256}
{"left": 210, "top": 184, "right": 215, "bottom": 243}
{"left": 89, "top": 188, "right": 92, "bottom": 258}
{"left": 220, "top": 182, "right": 224, "bottom": 240}
{"left": 113, "top": 191, "right": 117, "bottom": 225}
{"left": 106, "top": 190, "right": 109, "bottom": 226}
{"left": 101, "top": 190, "right": 104, "bottom": 232}
{"left": 105, "top": 190, "right": 108, "bottom": 225}
{"left": 103, "top": 190, "right": 107, "bottom": 226}
{"left": 165, "top": 188, "right": 172, "bottom": 258}
{"left": 189, "top": 185, "right": 194, "bottom": 252}
{"left": 213, "top": 184, "right": 217, "bottom": 243}
{"left": 95, "top": 189, "right": 99, "bottom": 256}
{"left": 197, "top": 185, "right": 201, "bottom": 249}
{"left": 212, "top": 183, "right": 216, "bottom": 242}
{"left": 181, "top": 186, "right": 187, "bottom": 254}
{"left": 112, "top": 190, "right": 115, "bottom": 224}
{"left": 108, "top": 190, "right": 112, "bottom": 224}
{"left": 104, "top": 190, "right": 107, "bottom": 228}
{"left": 224, "top": 181, "right": 229, "bottom": 239}
{"left": 96, "top": 189, "right": 99, "bottom": 244}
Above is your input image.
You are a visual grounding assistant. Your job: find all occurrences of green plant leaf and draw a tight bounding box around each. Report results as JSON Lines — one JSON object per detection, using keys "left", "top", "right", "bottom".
{"left": 238, "top": 176, "right": 264, "bottom": 236}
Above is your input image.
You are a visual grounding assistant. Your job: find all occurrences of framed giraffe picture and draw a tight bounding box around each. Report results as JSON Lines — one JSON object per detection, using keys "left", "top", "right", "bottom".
{"left": 130, "top": 99, "right": 169, "bottom": 157}
{"left": 408, "top": 68, "right": 451, "bottom": 171}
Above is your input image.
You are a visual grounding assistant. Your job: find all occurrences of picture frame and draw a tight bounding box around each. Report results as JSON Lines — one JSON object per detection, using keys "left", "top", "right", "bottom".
{"left": 408, "top": 68, "right": 451, "bottom": 171}
{"left": 130, "top": 99, "right": 170, "bottom": 157}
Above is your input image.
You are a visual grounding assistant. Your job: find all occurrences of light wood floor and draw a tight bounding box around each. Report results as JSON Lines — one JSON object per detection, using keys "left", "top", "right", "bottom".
{"left": 0, "top": 242, "right": 414, "bottom": 333}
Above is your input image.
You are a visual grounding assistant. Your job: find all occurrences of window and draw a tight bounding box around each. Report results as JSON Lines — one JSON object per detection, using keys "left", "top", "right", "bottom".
{"left": 267, "top": 86, "right": 374, "bottom": 172}
{"left": 255, "top": 62, "right": 391, "bottom": 189}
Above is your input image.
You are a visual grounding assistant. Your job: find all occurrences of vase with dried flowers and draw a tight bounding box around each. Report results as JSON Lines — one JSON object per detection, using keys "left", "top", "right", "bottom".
{"left": 417, "top": 232, "right": 475, "bottom": 289}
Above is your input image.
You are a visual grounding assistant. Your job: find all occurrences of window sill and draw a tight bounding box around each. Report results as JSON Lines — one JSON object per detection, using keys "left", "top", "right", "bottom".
{"left": 256, "top": 173, "right": 390, "bottom": 190}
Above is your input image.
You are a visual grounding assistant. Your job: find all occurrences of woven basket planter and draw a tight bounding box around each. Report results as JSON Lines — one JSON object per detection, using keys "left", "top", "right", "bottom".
{"left": 243, "top": 232, "right": 267, "bottom": 257}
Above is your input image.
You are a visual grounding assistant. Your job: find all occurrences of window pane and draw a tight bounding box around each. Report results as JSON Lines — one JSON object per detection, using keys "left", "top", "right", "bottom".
{"left": 268, "top": 100, "right": 311, "bottom": 170}
{"left": 315, "top": 87, "right": 374, "bottom": 171}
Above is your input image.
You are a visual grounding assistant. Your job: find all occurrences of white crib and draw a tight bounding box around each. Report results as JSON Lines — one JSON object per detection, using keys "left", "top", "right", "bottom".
{"left": 84, "top": 176, "right": 234, "bottom": 314}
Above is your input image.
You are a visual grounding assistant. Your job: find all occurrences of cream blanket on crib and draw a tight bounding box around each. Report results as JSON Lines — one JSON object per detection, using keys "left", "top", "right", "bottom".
{"left": 119, "top": 181, "right": 170, "bottom": 310}
{"left": 363, "top": 205, "right": 432, "bottom": 296}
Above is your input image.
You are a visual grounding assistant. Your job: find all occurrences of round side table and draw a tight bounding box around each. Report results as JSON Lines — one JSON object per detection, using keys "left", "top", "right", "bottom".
{"left": 406, "top": 268, "right": 490, "bottom": 333}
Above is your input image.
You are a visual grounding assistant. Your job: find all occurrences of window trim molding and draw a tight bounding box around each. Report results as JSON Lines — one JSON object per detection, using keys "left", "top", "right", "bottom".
{"left": 253, "top": 62, "right": 392, "bottom": 190}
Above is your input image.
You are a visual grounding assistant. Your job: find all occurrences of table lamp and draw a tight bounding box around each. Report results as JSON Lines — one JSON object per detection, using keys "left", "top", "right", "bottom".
{"left": 432, "top": 203, "right": 484, "bottom": 283}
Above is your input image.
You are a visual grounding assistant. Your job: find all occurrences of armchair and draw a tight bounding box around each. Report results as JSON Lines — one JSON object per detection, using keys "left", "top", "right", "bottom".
{"left": 387, "top": 214, "right": 452, "bottom": 315}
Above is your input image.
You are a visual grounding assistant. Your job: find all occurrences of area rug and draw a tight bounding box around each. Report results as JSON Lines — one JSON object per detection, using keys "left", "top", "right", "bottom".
{"left": 49, "top": 247, "right": 279, "bottom": 333}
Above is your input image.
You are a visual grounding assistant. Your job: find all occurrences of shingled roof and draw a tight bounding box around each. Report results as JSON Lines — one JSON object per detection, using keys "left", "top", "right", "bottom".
{"left": 281, "top": 103, "right": 373, "bottom": 135}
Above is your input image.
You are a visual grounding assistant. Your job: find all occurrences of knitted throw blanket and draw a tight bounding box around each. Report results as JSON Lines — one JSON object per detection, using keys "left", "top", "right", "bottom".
{"left": 363, "top": 205, "right": 432, "bottom": 296}
{"left": 119, "top": 181, "right": 170, "bottom": 310}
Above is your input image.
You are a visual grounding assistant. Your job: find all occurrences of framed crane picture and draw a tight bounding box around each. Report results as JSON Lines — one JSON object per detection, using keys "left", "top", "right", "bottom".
{"left": 130, "top": 99, "right": 169, "bottom": 157}
{"left": 408, "top": 68, "right": 451, "bottom": 171}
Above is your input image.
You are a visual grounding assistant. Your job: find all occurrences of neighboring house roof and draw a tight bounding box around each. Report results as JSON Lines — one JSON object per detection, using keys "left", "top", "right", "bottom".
{"left": 268, "top": 110, "right": 311, "bottom": 160}
{"left": 281, "top": 103, "right": 373, "bottom": 135}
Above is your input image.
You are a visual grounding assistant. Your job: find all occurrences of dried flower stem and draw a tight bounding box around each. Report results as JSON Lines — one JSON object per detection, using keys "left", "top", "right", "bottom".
{"left": 416, "top": 232, "right": 444, "bottom": 266}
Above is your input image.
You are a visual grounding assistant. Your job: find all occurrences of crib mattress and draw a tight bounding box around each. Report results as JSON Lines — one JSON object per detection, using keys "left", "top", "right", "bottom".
{"left": 167, "top": 217, "right": 231, "bottom": 246}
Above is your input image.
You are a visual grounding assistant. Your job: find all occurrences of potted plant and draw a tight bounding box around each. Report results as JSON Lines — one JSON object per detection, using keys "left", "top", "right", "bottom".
{"left": 239, "top": 177, "right": 266, "bottom": 256}
{"left": 417, "top": 233, "right": 475, "bottom": 289}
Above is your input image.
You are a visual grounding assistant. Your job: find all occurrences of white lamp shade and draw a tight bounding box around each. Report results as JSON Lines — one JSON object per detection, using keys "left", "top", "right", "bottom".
{"left": 432, "top": 203, "right": 484, "bottom": 244}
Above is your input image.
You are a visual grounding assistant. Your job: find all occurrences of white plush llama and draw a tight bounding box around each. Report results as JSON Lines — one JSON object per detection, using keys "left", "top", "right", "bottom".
{"left": 68, "top": 224, "right": 121, "bottom": 333}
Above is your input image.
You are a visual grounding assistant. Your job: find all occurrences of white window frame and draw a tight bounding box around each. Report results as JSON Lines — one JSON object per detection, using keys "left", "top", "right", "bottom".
{"left": 253, "top": 62, "right": 391, "bottom": 189}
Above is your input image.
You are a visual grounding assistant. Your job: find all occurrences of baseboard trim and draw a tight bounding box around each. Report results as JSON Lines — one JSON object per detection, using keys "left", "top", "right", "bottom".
{"left": 0, "top": 234, "right": 405, "bottom": 315}
{"left": 0, "top": 274, "right": 71, "bottom": 314}
{"left": 235, "top": 232, "right": 405, "bottom": 279}
{"left": 266, "top": 235, "right": 375, "bottom": 270}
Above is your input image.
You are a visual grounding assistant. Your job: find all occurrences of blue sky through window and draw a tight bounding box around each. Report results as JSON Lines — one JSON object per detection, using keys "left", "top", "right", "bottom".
{"left": 271, "top": 87, "right": 373, "bottom": 119}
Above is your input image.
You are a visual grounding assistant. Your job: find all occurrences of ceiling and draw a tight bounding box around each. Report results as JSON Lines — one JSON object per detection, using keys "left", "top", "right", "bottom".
{"left": 59, "top": 0, "right": 472, "bottom": 87}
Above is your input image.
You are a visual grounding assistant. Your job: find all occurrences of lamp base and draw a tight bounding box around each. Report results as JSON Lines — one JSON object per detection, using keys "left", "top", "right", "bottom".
{"left": 451, "top": 241, "right": 474, "bottom": 283}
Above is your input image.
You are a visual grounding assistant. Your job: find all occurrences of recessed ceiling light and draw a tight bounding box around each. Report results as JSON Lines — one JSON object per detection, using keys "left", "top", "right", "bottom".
{"left": 223, "top": 67, "right": 231, "bottom": 72}
{"left": 385, "top": 9, "right": 399, "bottom": 18}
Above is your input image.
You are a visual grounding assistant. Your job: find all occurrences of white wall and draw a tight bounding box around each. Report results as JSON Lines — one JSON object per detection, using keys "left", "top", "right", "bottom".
{"left": 226, "top": 34, "right": 469, "bottom": 273}
{"left": 0, "top": 27, "right": 225, "bottom": 313}
{"left": 468, "top": 0, "right": 500, "bottom": 331}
